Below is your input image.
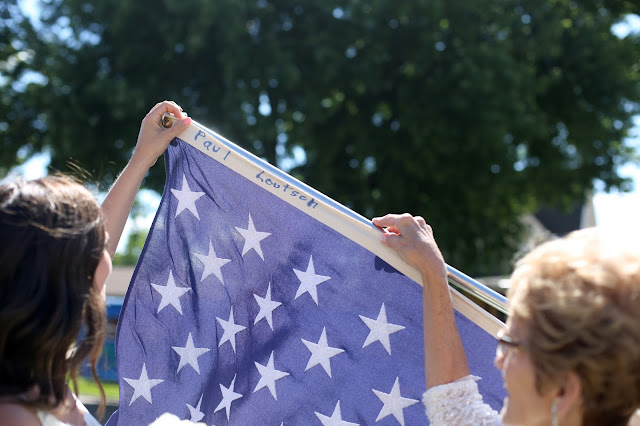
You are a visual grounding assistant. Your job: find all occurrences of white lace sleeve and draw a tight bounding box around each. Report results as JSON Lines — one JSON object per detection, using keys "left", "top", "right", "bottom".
{"left": 422, "top": 375, "right": 503, "bottom": 426}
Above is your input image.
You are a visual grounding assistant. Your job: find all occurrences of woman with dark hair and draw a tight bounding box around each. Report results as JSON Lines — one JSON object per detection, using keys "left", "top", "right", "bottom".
{"left": 373, "top": 214, "right": 640, "bottom": 426}
{"left": 0, "top": 101, "right": 191, "bottom": 425}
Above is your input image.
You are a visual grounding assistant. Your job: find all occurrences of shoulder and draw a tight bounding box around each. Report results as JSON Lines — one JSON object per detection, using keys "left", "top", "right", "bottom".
{"left": 0, "top": 402, "right": 41, "bottom": 426}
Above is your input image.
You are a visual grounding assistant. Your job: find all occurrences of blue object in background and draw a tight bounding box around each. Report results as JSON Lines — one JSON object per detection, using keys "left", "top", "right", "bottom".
{"left": 81, "top": 295, "right": 124, "bottom": 382}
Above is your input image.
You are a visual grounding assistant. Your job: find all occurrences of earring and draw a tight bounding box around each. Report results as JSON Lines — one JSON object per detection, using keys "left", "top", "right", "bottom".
{"left": 551, "top": 398, "right": 558, "bottom": 426}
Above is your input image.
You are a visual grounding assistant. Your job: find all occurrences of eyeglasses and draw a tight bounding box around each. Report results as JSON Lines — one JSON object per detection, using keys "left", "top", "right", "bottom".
{"left": 496, "top": 329, "right": 526, "bottom": 358}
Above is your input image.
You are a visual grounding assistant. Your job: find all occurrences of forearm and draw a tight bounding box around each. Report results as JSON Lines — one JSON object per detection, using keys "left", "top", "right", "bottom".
{"left": 422, "top": 269, "right": 470, "bottom": 389}
{"left": 370, "top": 214, "right": 470, "bottom": 388}
{"left": 101, "top": 155, "right": 154, "bottom": 258}
{"left": 99, "top": 101, "right": 190, "bottom": 258}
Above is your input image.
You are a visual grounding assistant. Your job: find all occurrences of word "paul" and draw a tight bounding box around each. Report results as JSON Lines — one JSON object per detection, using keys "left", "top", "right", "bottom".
{"left": 255, "top": 171, "right": 318, "bottom": 209}
{"left": 194, "top": 130, "right": 231, "bottom": 160}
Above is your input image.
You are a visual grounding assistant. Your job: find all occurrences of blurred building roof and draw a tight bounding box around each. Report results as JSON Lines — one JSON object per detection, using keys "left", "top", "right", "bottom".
{"left": 533, "top": 196, "right": 596, "bottom": 236}
{"left": 105, "top": 266, "right": 135, "bottom": 297}
{"left": 478, "top": 193, "right": 596, "bottom": 294}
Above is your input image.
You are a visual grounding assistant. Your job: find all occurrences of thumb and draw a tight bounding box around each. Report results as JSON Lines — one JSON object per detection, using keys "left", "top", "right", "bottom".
{"left": 165, "top": 116, "right": 192, "bottom": 139}
{"left": 379, "top": 232, "right": 403, "bottom": 249}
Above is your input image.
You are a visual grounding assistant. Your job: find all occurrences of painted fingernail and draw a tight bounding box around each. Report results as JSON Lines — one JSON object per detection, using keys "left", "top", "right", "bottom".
{"left": 380, "top": 234, "right": 387, "bottom": 243}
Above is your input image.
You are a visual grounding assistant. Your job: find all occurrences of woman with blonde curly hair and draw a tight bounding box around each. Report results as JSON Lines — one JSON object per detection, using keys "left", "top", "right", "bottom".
{"left": 373, "top": 213, "right": 640, "bottom": 426}
{"left": 0, "top": 101, "right": 191, "bottom": 425}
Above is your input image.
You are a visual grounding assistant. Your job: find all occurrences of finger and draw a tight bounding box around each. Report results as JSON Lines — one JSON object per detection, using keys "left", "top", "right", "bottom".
{"left": 147, "top": 101, "right": 182, "bottom": 122}
{"left": 379, "top": 232, "right": 404, "bottom": 248}
{"left": 374, "top": 215, "right": 421, "bottom": 240}
{"left": 164, "top": 100, "right": 183, "bottom": 114}
{"left": 386, "top": 225, "right": 401, "bottom": 235}
{"left": 160, "top": 100, "right": 183, "bottom": 117}
{"left": 147, "top": 101, "right": 186, "bottom": 131}
{"left": 380, "top": 213, "right": 422, "bottom": 238}
{"left": 164, "top": 116, "right": 192, "bottom": 139}
{"left": 375, "top": 224, "right": 401, "bottom": 235}
{"left": 372, "top": 214, "right": 402, "bottom": 228}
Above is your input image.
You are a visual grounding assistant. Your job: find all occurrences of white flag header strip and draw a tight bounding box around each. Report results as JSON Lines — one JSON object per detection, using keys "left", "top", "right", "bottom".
{"left": 177, "top": 121, "right": 504, "bottom": 336}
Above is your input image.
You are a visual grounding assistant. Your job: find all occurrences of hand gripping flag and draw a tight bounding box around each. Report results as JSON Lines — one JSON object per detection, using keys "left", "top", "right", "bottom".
{"left": 107, "top": 121, "right": 505, "bottom": 425}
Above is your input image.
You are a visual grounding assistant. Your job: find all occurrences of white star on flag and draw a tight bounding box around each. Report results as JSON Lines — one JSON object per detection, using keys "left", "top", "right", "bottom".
{"left": 253, "top": 283, "right": 282, "bottom": 330}
{"left": 293, "top": 255, "right": 331, "bottom": 305}
{"left": 235, "top": 213, "right": 271, "bottom": 260}
{"left": 253, "top": 351, "right": 289, "bottom": 401}
{"left": 186, "top": 395, "right": 205, "bottom": 422}
{"left": 194, "top": 240, "right": 231, "bottom": 284}
{"left": 150, "top": 270, "right": 191, "bottom": 315}
{"left": 315, "top": 401, "right": 359, "bottom": 426}
{"left": 359, "top": 303, "right": 405, "bottom": 355}
{"left": 170, "top": 175, "right": 205, "bottom": 219}
{"left": 215, "top": 374, "right": 243, "bottom": 421}
{"left": 372, "top": 377, "right": 418, "bottom": 426}
{"left": 216, "top": 307, "right": 247, "bottom": 353}
{"left": 123, "top": 363, "right": 164, "bottom": 405}
{"left": 172, "top": 332, "right": 211, "bottom": 374}
{"left": 301, "top": 327, "right": 345, "bottom": 378}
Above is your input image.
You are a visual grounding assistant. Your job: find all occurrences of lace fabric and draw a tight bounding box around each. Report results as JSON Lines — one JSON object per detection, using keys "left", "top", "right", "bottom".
{"left": 423, "top": 375, "right": 503, "bottom": 426}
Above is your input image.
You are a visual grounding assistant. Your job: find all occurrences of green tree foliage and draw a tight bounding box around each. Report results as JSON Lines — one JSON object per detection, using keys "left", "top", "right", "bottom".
{"left": 112, "top": 229, "right": 148, "bottom": 266}
{"left": 2, "top": 0, "right": 639, "bottom": 274}
{"left": 0, "top": 0, "right": 45, "bottom": 174}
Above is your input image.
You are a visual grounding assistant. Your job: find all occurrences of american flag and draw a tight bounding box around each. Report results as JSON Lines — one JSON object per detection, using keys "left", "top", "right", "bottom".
{"left": 107, "top": 123, "right": 504, "bottom": 425}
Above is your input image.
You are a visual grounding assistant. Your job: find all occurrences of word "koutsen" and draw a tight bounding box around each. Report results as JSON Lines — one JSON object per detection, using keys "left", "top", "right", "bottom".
{"left": 255, "top": 171, "right": 318, "bottom": 209}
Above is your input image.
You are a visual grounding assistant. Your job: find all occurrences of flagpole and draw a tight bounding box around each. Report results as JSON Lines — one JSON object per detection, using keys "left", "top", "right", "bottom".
{"left": 446, "top": 266, "right": 508, "bottom": 315}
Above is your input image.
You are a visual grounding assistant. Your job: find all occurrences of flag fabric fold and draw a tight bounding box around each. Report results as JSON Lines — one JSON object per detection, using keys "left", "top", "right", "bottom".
{"left": 108, "top": 122, "right": 505, "bottom": 425}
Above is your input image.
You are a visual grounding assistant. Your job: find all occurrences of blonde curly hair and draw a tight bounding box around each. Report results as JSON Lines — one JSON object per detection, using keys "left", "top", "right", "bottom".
{"left": 507, "top": 228, "right": 640, "bottom": 426}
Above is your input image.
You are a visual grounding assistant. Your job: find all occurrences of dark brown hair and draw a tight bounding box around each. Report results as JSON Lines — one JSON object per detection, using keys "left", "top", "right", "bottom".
{"left": 0, "top": 175, "right": 107, "bottom": 417}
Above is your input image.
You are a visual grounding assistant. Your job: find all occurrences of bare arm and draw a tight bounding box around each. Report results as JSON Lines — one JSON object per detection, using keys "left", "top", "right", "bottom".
{"left": 101, "top": 101, "right": 191, "bottom": 258}
{"left": 372, "top": 214, "right": 470, "bottom": 389}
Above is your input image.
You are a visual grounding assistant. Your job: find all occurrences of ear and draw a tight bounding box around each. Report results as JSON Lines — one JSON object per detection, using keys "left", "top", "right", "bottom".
{"left": 555, "top": 371, "right": 582, "bottom": 420}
